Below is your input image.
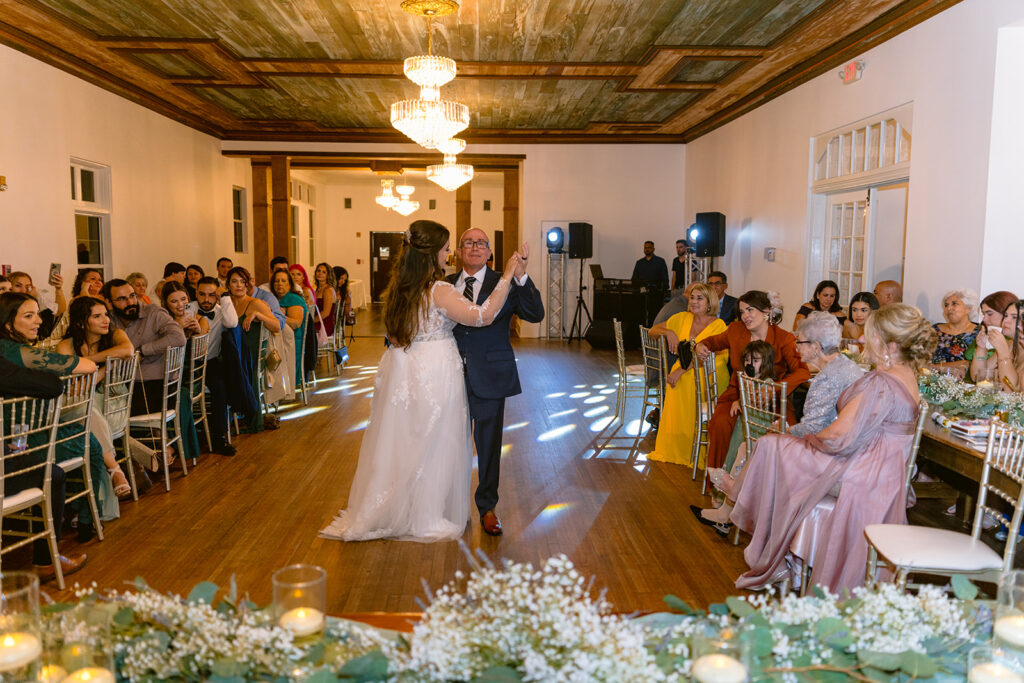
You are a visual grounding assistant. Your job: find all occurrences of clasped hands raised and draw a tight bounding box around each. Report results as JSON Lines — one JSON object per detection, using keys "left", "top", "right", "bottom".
{"left": 500, "top": 242, "right": 530, "bottom": 283}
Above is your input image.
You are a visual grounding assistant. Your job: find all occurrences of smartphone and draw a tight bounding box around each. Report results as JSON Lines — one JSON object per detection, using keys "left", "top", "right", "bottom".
{"left": 185, "top": 301, "right": 199, "bottom": 317}
{"left": 1, "top": 265, "right": 10, "bottom": 276}
{"left": 48, "top": 263, "right": 61, "bottom": 284}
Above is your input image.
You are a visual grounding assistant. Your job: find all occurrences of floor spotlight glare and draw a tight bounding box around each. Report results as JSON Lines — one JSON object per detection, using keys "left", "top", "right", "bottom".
{"left": 546, "top": 226, "right": 565, "bottom": 253}
{"left": 688, "top": 223, "right": 700, "bottom": 244}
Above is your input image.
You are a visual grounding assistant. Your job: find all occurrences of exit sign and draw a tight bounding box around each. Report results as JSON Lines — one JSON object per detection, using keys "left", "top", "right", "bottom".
{"left": 840, "top": 60, "right": 864, "bottom": 84}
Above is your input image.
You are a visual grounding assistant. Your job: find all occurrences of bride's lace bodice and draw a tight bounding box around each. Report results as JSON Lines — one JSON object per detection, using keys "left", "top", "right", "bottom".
{"left": 413, "top": 279, "right": 511, "bottom": 343}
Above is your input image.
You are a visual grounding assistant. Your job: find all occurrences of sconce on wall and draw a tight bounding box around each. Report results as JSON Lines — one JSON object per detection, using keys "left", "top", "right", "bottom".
{"left": 0, "top": 176, "right": 7, "bottom": 191}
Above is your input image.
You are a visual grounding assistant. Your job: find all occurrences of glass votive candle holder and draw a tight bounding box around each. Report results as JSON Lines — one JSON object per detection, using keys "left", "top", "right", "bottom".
{"left": 273, "top": 565, "right": 326, "bottom": 638}
{"left": 47, "top": 604, "right": 114, "bottom": 683}
{"left": 996, "top": 571, "right": 1024, "bottom": 658}
{"left": 0, "top": 572, "right": 42, "bottom": 680}
{"left": 969, "top": 645, "right": 1024, "bottom": 683}
{"left": 690, "top": 626, "right": 751, "bottom": 683}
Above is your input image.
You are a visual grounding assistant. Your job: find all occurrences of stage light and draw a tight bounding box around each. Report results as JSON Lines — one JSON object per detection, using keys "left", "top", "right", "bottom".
{"left": 688, "top": 224, "right": 700, "bottom": 243}
{"left": 546, "top": 226, "right": 565, "bottom": 253}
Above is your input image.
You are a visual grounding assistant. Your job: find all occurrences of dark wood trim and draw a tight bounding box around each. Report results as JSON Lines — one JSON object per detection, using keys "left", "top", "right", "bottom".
{"left": 252, "top": 165, "right": 272, "bottom": 285}
{"left": 455, "top": 182, "right": 471, "bottom": 238}
{"left": 270, "top": 156, "right": 291, "bottom": 263}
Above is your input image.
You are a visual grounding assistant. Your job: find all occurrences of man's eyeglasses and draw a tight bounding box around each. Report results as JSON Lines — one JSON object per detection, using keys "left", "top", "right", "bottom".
{"left": 111, "top": 293, "right": 138, "bottom": 304}
{"left": 707, "top": 280, "right": 725, "bottom": 286}
{"left": 461, "top": 239, "right": 490, "bottom": 249}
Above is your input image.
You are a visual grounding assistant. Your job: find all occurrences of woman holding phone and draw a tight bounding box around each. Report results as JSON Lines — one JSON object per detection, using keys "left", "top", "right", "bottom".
{"left": 160, "top": 281, "right": 205, "bottom": 462}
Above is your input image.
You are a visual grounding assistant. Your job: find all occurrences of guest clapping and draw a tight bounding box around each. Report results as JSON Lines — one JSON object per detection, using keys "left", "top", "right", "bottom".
{"left": 929, "top": 289, "right": 980, "bottom": 379}
{"left": 793, "top": 280, "right": 845, "bottom": 329}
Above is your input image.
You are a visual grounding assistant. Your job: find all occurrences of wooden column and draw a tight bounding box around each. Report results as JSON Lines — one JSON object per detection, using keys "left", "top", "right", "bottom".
{"left": 251, "top": 163, "right": 272, "bottom": 285}
{"left": 455, "top": 181, "right": 472, "bottom": 239}
{"left": 503, "top": 166, "right": 522, "bottom": 337}
{"left": 270, "top": 155, "right": 291, "bottom": 262}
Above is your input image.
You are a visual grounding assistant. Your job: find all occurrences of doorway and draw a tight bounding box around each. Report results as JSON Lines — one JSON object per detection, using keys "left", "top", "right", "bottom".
{"left": 370, "top": 231, "right": 405, "bottom": 302}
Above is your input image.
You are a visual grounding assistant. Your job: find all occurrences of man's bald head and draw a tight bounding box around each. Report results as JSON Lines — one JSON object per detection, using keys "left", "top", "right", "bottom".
{"left": 873, "top": 280, "right": 903, "bottom": 306}
{"left": 457, "top": 228, "right": 491, "bottom": 274}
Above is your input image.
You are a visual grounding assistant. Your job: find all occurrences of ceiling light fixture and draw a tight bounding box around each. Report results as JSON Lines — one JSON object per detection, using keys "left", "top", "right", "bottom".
{"left": 393, "top": 183, "right": 420, "bottom": 216}
{"left": 427, "top": 137, "right": 473, "bottom": 191}
{"left": 391, "top": 0, "right": 469, "bottom": 150}
{"left": 375, "top": 178, "right": 398, "bottom": 209}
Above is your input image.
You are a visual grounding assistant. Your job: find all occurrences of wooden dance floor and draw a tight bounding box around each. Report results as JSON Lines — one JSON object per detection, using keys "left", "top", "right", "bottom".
{"left": 34, "top": 323, "right": 974, "bottom": 613}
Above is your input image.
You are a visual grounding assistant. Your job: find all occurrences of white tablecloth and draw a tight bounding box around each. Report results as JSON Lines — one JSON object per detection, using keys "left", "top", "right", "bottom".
{"left": 349, "top": 279, "right": 367, "bottom": 310}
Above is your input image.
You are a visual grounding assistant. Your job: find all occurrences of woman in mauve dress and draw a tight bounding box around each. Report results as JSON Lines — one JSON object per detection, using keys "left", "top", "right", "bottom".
{"left": 727, "top": 303, "right": 936, "bottom": 593}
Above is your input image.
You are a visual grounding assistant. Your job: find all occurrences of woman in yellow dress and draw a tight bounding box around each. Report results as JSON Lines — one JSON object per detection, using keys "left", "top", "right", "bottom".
{"left": 648, "top": 282, "right": 730, "bottom": 466}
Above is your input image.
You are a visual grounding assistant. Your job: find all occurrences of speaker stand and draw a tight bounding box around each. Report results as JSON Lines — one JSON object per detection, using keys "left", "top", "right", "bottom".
{"left": 568, "top": 258, "right": 592, "bottom": 343}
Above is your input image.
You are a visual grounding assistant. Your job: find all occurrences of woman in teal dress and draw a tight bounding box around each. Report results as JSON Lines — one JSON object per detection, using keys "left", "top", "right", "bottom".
{"left": 0, "top": 292, "right": 109, "bottom": 537}
{"left": 271, "top": 270, "right": 308, "bottom": 383}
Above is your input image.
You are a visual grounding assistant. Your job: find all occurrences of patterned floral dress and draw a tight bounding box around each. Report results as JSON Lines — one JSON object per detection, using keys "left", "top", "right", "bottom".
{"left": 930, "top": 322, "right": 980, "bottom": 363}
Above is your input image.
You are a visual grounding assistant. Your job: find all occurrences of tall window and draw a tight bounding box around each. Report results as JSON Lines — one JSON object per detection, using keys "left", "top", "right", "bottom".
{"left": 290, "top": 205, "right": 299, "bottom": 264}
{"left": 232, "top": 187, "right": 247, "bottom": 253}
{"left": 308, "top": 209, "right": 315, "bottom": 265}
{"left": 71, "top": 159, "right": 111, "bottom": 278}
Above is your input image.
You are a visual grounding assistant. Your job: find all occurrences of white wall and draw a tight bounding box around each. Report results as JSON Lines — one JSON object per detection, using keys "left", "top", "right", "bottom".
{"left": 682, "top": 0, "right": 1024, "bottom": 321}
{"left": 223, "top": 141, "right": 687, "bottom": 336}
{"left": 0, "top": 44, "right": 252, "bottom": 293}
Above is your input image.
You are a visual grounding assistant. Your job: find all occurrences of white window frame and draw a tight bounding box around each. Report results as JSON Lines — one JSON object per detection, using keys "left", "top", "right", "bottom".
{"left": 232, "top": 186, "right": 248, "bottom": 254}
{"left": 71, "top": 158, "right": 112, "bottom": 278}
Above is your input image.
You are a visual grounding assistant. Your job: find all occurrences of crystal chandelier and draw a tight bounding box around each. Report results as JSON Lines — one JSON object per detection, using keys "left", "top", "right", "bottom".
{"left": 427, "top": 138, "right": 473, "bottom": 191}
{"left": 375, "top": 178, "right": 398, "bottom": 209}
{"left": 393, "top": 183, "right": 420, "bottom": 216}
{"left": 391, "top": 1, "right": 469, "bottom": 150}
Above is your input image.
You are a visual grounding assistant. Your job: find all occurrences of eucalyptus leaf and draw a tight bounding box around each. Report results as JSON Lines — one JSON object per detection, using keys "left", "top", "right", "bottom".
{"left": 211, "top": 658, "right": 245, "bottom": 676}
{"left": 308, "top": 671, "right": 340, "bottom": 683}
{"left": 747, "top": 612, "right": 770, "bottom": 628}
{"left": 860, "top": 666, "right": 893, "bottom": 681}
{"left": 303, "top": 641, "right": 327, "bottom": 664}
{"left": 748, "top": 626, "right": 775, "bottom": 658}
{"left": 469, "top": 666, "right": 524, "bottom": 682}
{"left": 811, "top": 585, "right": 827, "bottom": 599}
{"left": 857, "top": 650, "right": 903, "bottom": 671}
{"left": 337, "top": 650, "right": 389, "bottom": 681}
{"left": 662, "top": 594, "right": 694, "bottom": 615}
{"left": 952, "top": 574, "right": 979, "bottom": 601}
{"left": 815, "top": 617, "right": 848, "bottom": 639}
{"left": 228, "top": 574, "right": 238, "bottom": 604}
{"left": 112, "top": 606, "right": 135, "bottom": 627}
{"left": 709, "top": 603, "right": 729, "bottom": 616}
{"left": 133, "top": 576, "right": 148, "bottom": 590}
{"left": 899, "top": 650, "right": 939, "bottom": 678}
{"left": 187, "top": 580, "right": 219, "bottom": 605}
{"left": 726, "top": 596, "right": 754, "bottom": 618}
{"left": 207, "top": 676, "right": 246, "bottom": 683}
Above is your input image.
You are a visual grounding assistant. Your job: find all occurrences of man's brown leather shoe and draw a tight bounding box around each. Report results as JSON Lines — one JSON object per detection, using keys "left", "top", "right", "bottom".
{"left": 33, "top": 553, "right": 87, "bottom": 582}
{"left": 481, "top": 510, "right": 502, "bottom": 536}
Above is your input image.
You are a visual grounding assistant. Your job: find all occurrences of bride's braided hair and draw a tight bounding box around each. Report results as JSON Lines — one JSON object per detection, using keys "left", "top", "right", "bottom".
{"left": 384, "top": 220, "right": 449, "bottom": 348}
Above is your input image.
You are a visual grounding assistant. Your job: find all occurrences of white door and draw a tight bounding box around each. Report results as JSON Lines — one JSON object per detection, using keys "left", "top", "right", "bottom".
{"left": 824, "top": 190, "right": 871, "bottom": 307}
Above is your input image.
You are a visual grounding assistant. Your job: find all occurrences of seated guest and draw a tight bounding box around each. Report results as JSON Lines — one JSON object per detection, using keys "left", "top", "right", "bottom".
{"left": 56, "top": 296, "right": 136, "bottom": 499}
{"left": 162, "top": 281, "right": 207, "bottom": 462}
{"left": 153, "top": 262, "right": 186, "bottom": 300}
{"left": 185, "top": 265, "right": 204, "bottom": 300}
{"left": 929, "top": 289, "right": 980, "bottom": 378}
{"left": 842, "top": 291, "right": 879, "bottom": 345}
{"left": 873, "top": 279, "right": 903, "bottom": 306}
{"left": 0, "top": 291, "right": 105, "bottom": 566}
{"left": 290, "top": 263, "right": 316, "bottom": 309}
{"left": 195, "top": 276, "right": 246, "bottom": 455}
{"left": 215, "top": 257, "right": 233, "bottom": 292}
{"left": 103, "top": 278, "right": 186, "bottom": 417}
{"left": 125, "top": 272, "right": 152, "bottom": 305}
{"left": 334, "top": 266, "right": 355, "bottom": 327}
{"left": 968, "top": 290, "right": 1019, "bottom": 387}
{"left": 259, "top": 256, "right": 290, "bottom": 291}
{"left": 71, "top": 268, "right": 103, "bottom": 299}
{"left": 9, "top": 270, "right": 66, "bottom": 339}
{"left": 272, "top": 269, "right": 308, "bottom": 384}
{"left": 697, "top": 313, "right": 864, "bottom": 528}
{"left": 707, "top": 271, "right": 737, "bottom": 324}
{"left": 695, "top": 291, "right": 810, "bottom": 475}
{"left": 311, "top": 263, "right": 337, "bottom": 336}
{"left": 0, "top": 276, "right": 10, "bottom": 294}
{"left": 793, "top": 279, "right": 845, "bottom": 330}
{"left": 648, "top": 283, "right": 729, "bottom": 467}
{"left": 653, "top": 282, "right": 693, "bottom": 326}
{"left": 228, "top": 267, "right": 282, "bottom": 429}
{"left": 724, "top": 303, "right": 935, "bottom": 592}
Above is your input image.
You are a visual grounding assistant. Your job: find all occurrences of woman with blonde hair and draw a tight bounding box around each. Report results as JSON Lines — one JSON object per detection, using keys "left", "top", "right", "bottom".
{"left": 321, "top": 220, "right": 522, "bottom": 542}
{"left": 648, "top": 282, "right": 729, "bottom": 466}
{"left": 724, "top": 303, "right": 936, "bottom": 592}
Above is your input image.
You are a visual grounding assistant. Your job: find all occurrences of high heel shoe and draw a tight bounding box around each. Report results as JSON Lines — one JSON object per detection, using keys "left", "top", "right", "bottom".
{"left": 109, "top": 467, "right": 131, "bottom": 499}
{"left": 689, "top": 505, "right": 732, "bottom": 538}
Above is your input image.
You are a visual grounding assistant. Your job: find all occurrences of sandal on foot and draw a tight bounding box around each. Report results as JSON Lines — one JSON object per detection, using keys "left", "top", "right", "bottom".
{"left": 109, "top": 467, "right": 131, "bottom": 499}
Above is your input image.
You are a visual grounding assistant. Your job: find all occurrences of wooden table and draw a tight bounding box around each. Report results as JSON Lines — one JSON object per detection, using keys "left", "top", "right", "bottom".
{"left": 917, "top": 418, "right": 1020, "bottom": 522}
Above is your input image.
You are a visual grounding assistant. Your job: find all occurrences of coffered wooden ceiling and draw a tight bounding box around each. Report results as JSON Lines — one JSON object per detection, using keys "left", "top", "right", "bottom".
{"left": 0, "top": 0, "right": 960, "bottom": 143}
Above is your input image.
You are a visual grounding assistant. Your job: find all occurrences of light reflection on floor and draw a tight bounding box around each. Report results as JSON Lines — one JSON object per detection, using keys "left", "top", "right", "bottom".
{"left": 347, "top": 419, "right": 370, "bottom": 432}
{"left": 548, "top": 408, "right": 577, "bottom": 419}
{"left": 279, "top": 406, "right": 328, "bottom": 421}
{"left": 500, "top": 444, "right": 512, "bottom": 458}
{"left": 545, "top": 392, "right": 566, "bottom": 399}
{"left": 583, "top": 406, "right": 609, "bottom": 418}
{"left": 504, "top": 422, "right": 529, "bottom": 432}
{"left": 589, "top": 416, "right": 616, "bottom": 432}
{"left": 568, "top": 391, "right": 590, "bottom": 399}
{"left": 537, "top": 424, "right": 575, "bottom": 442}
{"left": 582, "top": 396, "right": 606, "bottom": 404}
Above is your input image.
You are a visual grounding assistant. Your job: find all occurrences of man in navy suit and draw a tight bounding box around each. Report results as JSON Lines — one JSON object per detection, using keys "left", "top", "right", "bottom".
{"left": 448, "top": 228, "right": 545, "bottom": 535}
{"left": 708, "top": 270, "right": 738, "bottom": 325}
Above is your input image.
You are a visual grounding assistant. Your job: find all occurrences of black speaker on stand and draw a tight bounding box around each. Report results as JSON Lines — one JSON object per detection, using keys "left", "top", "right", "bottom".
{"left": 567, "top": 222, "right": 593, "bottom": 342}
{"left": 693, "top": 212, "right": 726, "bottom": 258}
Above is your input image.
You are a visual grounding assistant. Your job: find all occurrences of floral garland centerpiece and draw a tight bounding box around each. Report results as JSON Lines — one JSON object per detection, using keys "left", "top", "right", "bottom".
{"left": 919, "top": 369, "right": 1024, "bottom": 426}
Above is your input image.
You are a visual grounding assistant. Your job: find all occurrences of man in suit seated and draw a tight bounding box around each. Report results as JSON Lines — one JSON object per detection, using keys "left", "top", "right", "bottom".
{"left": 448, "top": 228, "right": 545, "bottom": 535}
{"left": 708, "top": 270, "right": 738, "bottom": 325}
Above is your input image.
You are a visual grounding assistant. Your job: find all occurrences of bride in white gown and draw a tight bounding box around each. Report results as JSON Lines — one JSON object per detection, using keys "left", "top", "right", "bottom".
{"left": 320, "top": 220, "right": 522, "bottom": 542}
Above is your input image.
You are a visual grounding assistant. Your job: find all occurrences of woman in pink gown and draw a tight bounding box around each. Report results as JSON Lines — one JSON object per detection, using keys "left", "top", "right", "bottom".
{"left": 729, "top": 303, "right": 936, "bottom": 593}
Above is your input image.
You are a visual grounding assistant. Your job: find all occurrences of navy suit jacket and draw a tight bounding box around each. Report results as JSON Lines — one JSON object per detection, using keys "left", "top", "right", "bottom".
{"left": 719, "top": 294, "right": 738, "bottom": 325}
{"left": 448, "top": 269, "right": 545, "bottom": 400}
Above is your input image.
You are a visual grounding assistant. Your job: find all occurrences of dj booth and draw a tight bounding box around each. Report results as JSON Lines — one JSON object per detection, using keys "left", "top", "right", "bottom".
{"left": 585, "top": 278, "right": 665, "bottom": 350}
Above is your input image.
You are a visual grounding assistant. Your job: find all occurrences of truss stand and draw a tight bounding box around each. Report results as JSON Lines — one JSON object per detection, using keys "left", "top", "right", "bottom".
{"left": 546, "top": 251, "right": 566, "bottom": 340}
{"left": 684, "top": 252, "right": 712, "bottom": 289}
{"left": 568, "top": 257, "right": 592, "bottom": 343}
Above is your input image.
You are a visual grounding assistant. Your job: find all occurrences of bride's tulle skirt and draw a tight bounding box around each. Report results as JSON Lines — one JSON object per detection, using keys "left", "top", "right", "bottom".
{"left": 319, "top": 337, "right": 472, "bottom": 542}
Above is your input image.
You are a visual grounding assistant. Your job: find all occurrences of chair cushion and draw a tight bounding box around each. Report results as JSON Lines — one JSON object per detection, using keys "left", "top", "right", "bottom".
{"left": 57, "top": 457, "right": 84, "bottom": 472}
{"left": 2, "top": 488, "right": 44, "bottom": 513}
{"left": 865, "top": 524, "right": 1003, "bottom": 572}
{"left": 129, "top": 410, "right": 176, "bottom": 426}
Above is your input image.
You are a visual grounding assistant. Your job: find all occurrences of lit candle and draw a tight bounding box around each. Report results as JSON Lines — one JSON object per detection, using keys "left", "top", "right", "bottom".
{"left": 691, "top": 653, "right": 748, "bottom": 683}
{"left": 60, "top": 667, "right": 116, "bottom": 683}
{"left": 278, "top": 607, "right": 325, "bottom": 637}
{"left": 995, "top": 616, "right": 1024, "bottom": 648}
{"left": 37, "top": 664, "right": 67, "bottom": 683}
{"left": 969, "top": 662, "right": 1024, "bottom": 683}
{"left": 0, "top": 632, "right": 42, "bottom": 672}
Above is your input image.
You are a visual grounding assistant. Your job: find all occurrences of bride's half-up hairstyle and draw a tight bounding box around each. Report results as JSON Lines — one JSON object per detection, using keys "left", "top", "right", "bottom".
{"left": 384, "top": 220, "right": 450, "bottom": 348}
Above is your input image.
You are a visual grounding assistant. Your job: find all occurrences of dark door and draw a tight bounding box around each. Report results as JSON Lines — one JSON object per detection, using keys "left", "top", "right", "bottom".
{"left": 493, "top": 230, "right": 503, "bottom": 271}
{"left": 370, "top": 231, "right": 405, "bottom": 302}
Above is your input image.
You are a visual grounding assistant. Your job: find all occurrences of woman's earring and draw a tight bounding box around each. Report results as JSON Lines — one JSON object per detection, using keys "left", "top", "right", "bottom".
{"left": 883, "top": 351, "right": 891, "bottom": 368}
